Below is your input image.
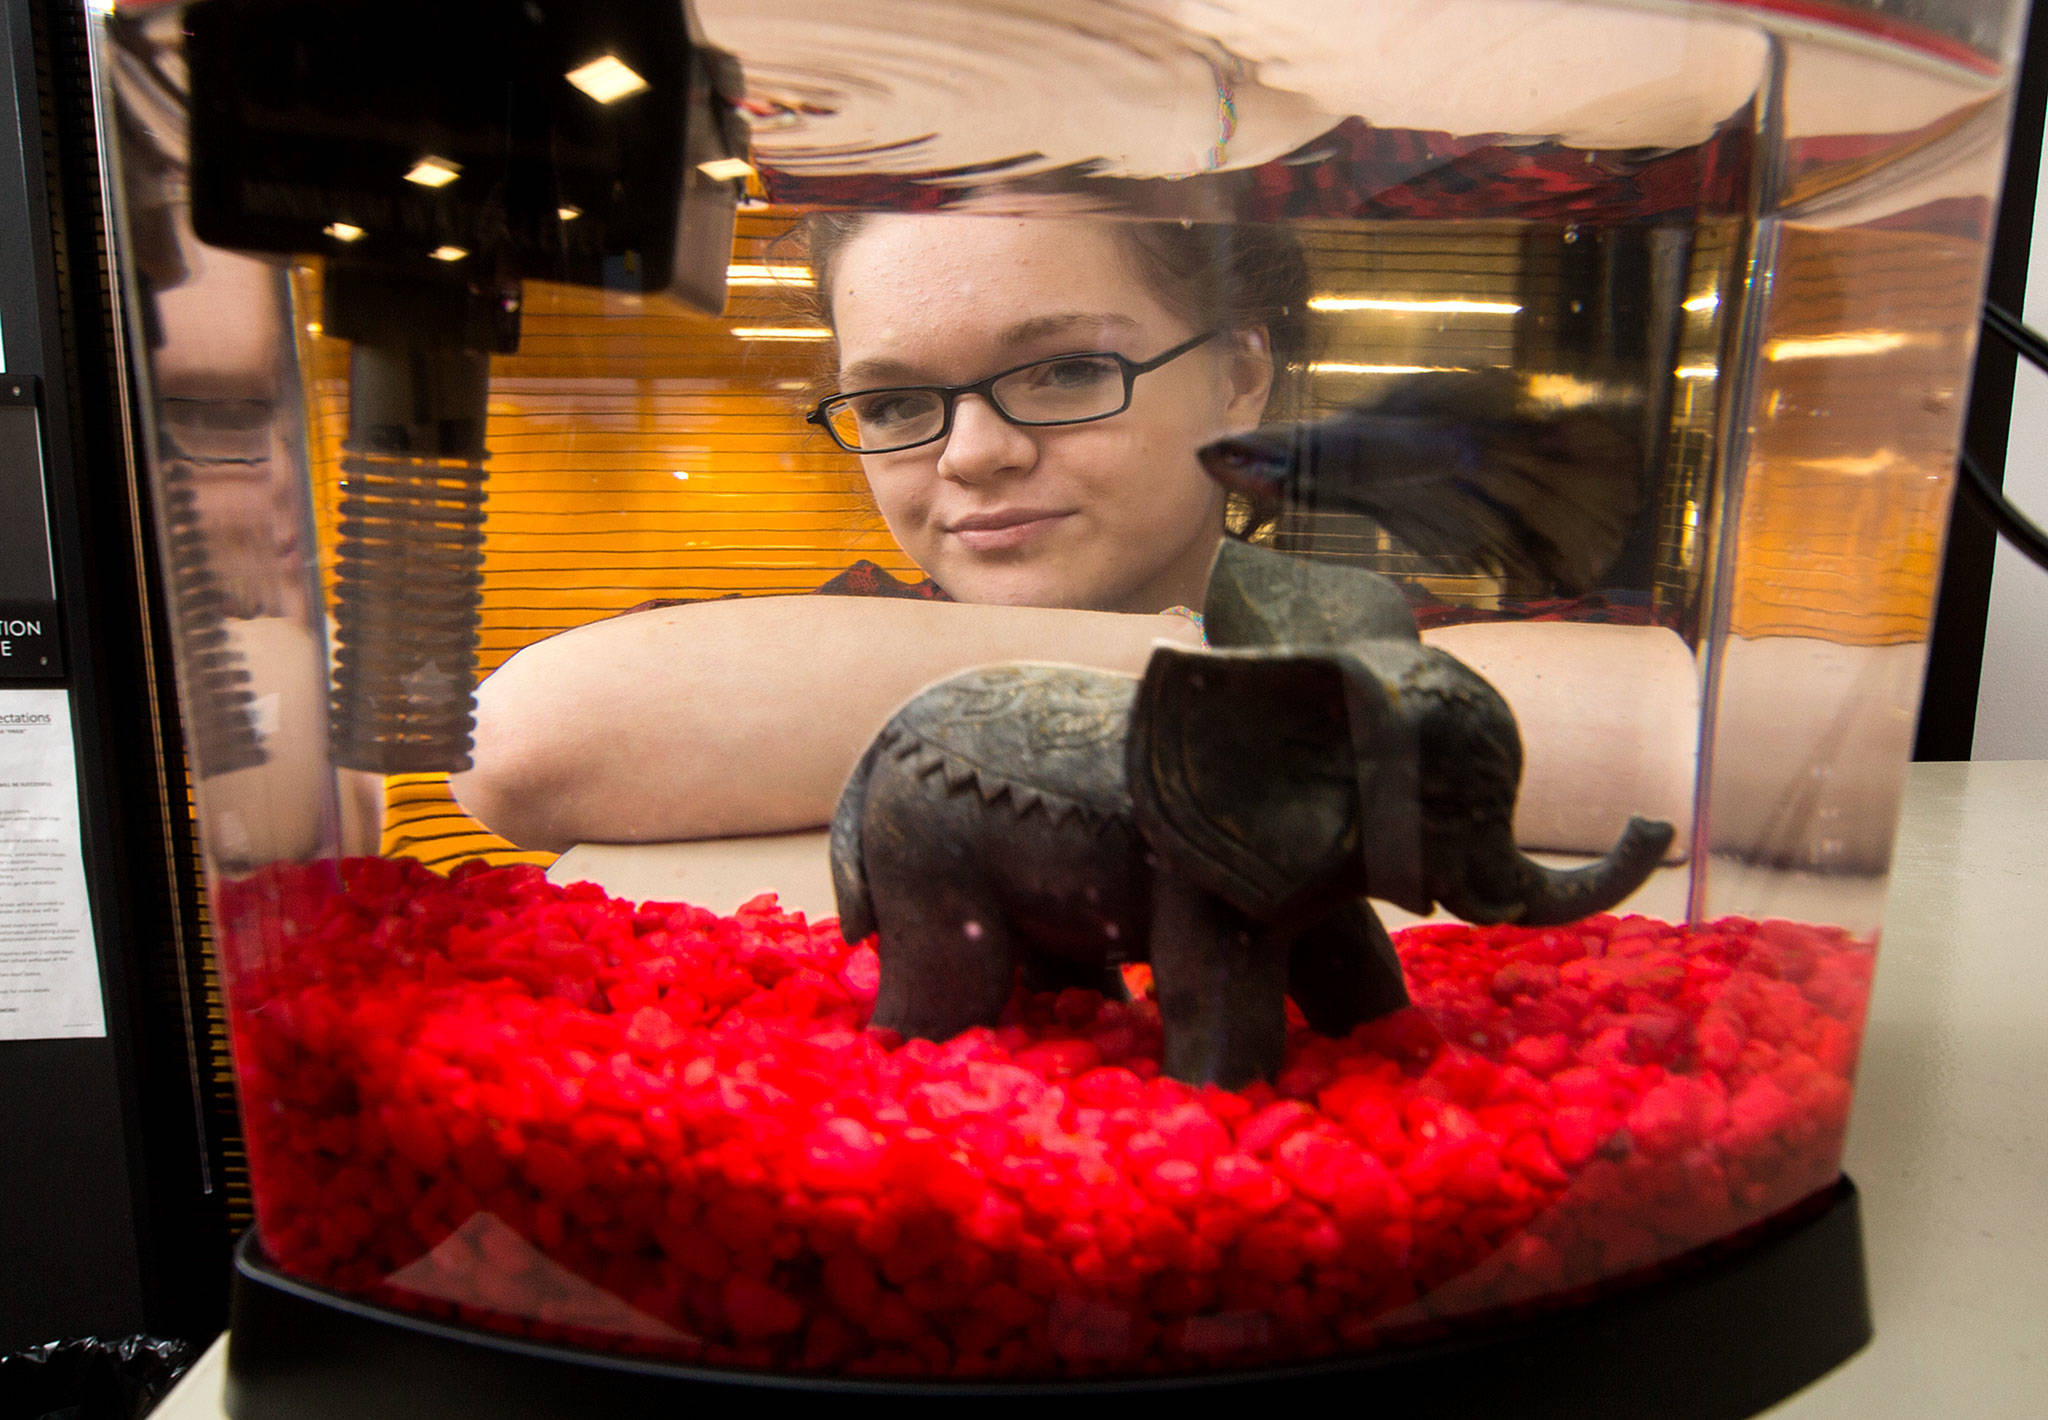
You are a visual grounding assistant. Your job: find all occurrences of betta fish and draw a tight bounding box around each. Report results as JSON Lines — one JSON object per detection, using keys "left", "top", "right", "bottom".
{"left": 1198, "top": 369, "right": 1648, "bottom": 595}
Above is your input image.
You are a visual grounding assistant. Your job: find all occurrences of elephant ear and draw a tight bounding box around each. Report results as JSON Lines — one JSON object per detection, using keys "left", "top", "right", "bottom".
{"left": 1203, "top": 539, "right": 1420, "bottom": 649}
{"left": 1128, "top": 645, "right": 1429, "bottom": 925}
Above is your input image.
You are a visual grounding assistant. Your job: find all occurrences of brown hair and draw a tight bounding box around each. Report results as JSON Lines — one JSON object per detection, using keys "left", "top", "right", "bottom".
{"left": 798, "top": 214, "right": 1312, "bottom": 538}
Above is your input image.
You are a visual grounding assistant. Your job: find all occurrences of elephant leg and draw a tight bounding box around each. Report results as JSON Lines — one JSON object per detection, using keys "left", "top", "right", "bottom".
{"left": 1020, "top": 953, "right": 1129, "bottom": 1002}
{"left": 1149, "top": 878, "right": 1289, "bottom": 1090}
{"left": 867, "top": 882, "right": 1021, "bottom": 1042}
{"left": 1287, "top": 898, "right": 1410, "bottom": 1038}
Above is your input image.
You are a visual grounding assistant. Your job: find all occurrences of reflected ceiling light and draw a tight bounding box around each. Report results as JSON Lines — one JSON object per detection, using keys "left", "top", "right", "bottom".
{"left": 429, "top": 245, "right": 468, "bottom": 262}
{"left": 698, "top": 158, "right": 756, "bottom": 183}
{"left": 725, "top": 262, "right": 814, "bottom": 288}
{"left": 323, "top": 221, "right": 365, "bottom": 242}
{"left": 1310, "top": 362, "right": 1471, "bottom": 375}
{"left": 1522, "top": 372, "right": 1606, "bottom": 408}
{"left": 558, "top": 205, "right": 583, "bottom": 221}
{"left": 732, "top": 326, "right": 832, "bottom": 340}
{"left": 1767, "top": 331, "right": 1913, "bottom": 361}
{"left": 1308, "top": 296, "right": 1520, "bottom": 315}
{"left": 1676, "top": 364, "right": 1719, "bottom": 379}
{"left": 1683, "top": 292, "right": 1721, "bottom": 313}
{"left": 1794, "top": 451, "right": 1899, "bottom": 477}
{"left": 567, "top": 55, "right": 650, "bottom": 104}
{"left": 405, "top": 157, "right": 461, "bottom": 188}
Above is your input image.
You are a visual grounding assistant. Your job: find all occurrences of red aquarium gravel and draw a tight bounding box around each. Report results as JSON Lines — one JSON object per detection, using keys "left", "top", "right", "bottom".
{"left": 217, "top": 857, "right": 1872, "bottom": 1379}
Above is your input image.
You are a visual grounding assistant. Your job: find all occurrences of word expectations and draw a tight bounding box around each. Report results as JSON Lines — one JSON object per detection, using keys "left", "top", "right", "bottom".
{"left": 0, "top": 688, "right": 104, "bottom": 1038}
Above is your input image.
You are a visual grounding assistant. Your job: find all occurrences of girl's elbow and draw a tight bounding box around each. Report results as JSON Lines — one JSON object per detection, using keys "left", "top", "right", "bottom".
{"left": 452, "top": 720, "right": 576, "bottom": 852}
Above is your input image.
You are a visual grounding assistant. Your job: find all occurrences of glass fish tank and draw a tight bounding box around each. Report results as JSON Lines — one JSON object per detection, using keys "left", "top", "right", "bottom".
{"left": 98, "top": 0, "right": 2022, "bottom": 1410}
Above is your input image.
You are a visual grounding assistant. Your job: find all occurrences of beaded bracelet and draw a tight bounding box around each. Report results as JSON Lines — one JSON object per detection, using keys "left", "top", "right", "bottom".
{"left": 1159, "top": 604, "right": 1207, "bottom": 645}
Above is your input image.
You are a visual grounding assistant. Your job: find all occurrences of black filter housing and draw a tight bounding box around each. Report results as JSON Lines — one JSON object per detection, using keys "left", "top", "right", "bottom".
{"left": 184, "top": 0, "right": 747, "bottom": 308}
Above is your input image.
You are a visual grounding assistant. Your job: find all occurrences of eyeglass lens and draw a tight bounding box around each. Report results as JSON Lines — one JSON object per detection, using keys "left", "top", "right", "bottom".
{"left": 825, "top": 353, "right": 1128, "bottom": 452}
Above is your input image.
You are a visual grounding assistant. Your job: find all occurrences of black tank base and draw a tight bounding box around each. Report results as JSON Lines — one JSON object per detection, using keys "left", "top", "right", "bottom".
{"left": 226, "top": 1176, "right": 1870, "bottom": 1419}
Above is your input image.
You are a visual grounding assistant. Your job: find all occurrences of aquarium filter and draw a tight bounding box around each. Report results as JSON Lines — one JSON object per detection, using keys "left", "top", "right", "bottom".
{"left": 183, "top": 0, "right": 748, "bottom": 772}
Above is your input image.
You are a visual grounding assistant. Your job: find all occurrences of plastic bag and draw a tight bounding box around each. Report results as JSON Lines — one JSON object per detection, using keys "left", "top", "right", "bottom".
{"left": 0, "top": 1335, "right": 198, "bottom": 1420}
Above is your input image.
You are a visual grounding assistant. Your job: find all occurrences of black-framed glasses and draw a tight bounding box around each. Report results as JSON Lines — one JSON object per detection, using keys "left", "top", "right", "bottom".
{"left": 805, "top": 329, "right": 1219, "bottom": 454}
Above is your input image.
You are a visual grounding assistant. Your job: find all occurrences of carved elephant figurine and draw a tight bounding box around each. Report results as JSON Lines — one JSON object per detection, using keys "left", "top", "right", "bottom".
{"left": 829, "top": 542, "right": 1674, "bottom": 1089}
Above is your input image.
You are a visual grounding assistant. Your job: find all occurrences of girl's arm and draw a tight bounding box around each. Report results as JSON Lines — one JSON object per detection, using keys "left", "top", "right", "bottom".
{"left": 452, "top": 596, "right": 1204, "bottom": 851}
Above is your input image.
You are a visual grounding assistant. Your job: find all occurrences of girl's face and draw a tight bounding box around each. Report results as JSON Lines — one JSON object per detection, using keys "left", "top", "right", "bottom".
{"left": 826, "top": 216, "right": 1273, "bottom": 613}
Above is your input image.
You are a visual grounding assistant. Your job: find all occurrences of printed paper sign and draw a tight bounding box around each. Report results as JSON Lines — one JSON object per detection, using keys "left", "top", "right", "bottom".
{"left": 0, "top": 687, "right": 106, "bottom": 1039}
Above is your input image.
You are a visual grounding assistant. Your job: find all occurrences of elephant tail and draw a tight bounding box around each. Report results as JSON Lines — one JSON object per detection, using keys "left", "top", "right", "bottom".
{"left": 829, "top": 733, "right": 886, "bottom": 945}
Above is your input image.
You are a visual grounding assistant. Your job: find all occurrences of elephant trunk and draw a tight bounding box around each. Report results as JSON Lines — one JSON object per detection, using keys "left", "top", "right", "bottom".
{"left": 1443, "top": 815, "right": 1675, "bottom": 927}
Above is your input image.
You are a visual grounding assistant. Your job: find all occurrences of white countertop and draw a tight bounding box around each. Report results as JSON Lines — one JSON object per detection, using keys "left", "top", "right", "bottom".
{"left": 1762, "top": 760, "right": 2048, "bottom": 1416}
{"left": 152, "top": 761, "right": 2048, "bottom": 1418}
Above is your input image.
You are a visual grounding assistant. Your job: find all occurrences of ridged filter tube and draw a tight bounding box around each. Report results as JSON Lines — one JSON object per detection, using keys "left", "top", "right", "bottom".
{"left": 329, "top": 343, "right": 491, "bottom": 774}
{"left": 159, "top": 450, "right": 266, "bottom": 777}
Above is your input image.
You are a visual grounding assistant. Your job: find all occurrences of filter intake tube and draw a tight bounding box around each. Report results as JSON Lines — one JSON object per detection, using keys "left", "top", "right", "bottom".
{"left": 329, "top": 343, "right": 490, "bottom": 774}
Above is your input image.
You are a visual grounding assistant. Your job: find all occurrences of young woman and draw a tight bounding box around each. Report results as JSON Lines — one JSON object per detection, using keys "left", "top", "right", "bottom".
{"left": 452, "top": 214, "right": 1309, "bottom": 851}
